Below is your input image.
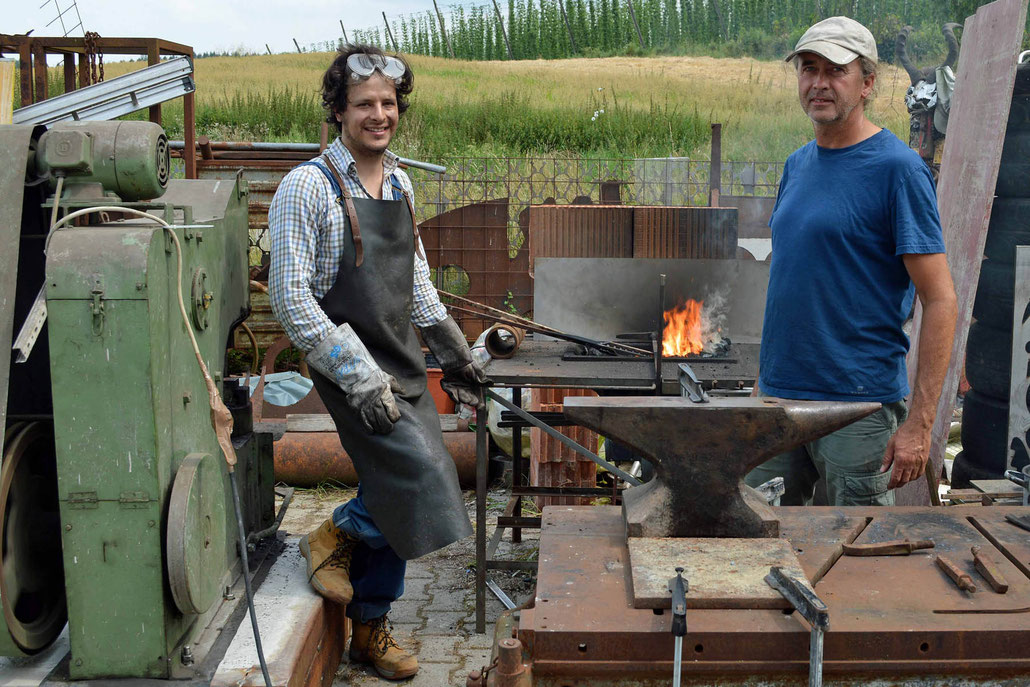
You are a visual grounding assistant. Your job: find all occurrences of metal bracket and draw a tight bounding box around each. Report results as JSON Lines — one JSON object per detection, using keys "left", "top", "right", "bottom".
{"left": 68, "top": 491, "right": 98, "bottom": 509}
{"left": 12, "top": 286, "right": 48, "bottom": 363}
{"left": 119, "top": 491, "right": 150, "bottom": 509}
{"left": 765, "top": 566, "right": 828, "bottom": 687}
{"left": 678, "top": 362, "right": 709, "bottom": 403}
{"left": 89, "top": 275, "right": 105, "bottom": 336}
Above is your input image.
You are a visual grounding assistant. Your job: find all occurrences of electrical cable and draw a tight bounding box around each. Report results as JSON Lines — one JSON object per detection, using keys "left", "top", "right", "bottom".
{"left": 44, "top": 205, "right": 273, "bottom": 687}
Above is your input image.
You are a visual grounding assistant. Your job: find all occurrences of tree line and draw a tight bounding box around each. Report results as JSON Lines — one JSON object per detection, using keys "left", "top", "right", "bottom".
{"left": 343, "top": 0, "right": 1027, "bottom": 63}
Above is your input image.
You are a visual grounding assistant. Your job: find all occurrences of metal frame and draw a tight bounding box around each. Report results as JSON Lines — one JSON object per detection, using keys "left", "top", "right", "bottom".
{"left": 474, "top": 385, "right": 636, "bottom": 634}
{"left": 0, "top": 35, "right": 197, "bottom": 179}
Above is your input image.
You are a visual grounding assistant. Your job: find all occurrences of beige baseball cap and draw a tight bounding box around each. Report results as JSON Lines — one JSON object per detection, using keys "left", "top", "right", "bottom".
{"left": 785, "top": 16, "right": 878, "bottom": 65}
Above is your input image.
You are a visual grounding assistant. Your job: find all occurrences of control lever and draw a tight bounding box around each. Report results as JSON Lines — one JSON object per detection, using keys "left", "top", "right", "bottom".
{"left": 669, "top": 567, "right": 687, "bottom": 687}
{"left": 765, "top": 566, "right": 828, "bottom": 687}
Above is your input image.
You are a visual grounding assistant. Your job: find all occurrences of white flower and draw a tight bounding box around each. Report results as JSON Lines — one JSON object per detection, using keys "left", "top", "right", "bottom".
{"left": 599, "top": 109, "right": 604, "bottom": 114}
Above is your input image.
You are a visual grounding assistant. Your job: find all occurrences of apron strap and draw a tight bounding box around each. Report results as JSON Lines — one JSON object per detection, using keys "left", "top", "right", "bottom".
{"left": 321, "top": 155, "right": 364, "bottom": 268}
{"left": 390, "top": 176, "right": 426, "bottom": 261}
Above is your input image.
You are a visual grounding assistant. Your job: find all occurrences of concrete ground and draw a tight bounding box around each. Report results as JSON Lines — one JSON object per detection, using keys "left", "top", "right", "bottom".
{"left": 278, "top": 485, "right": 539, "bottom": 686}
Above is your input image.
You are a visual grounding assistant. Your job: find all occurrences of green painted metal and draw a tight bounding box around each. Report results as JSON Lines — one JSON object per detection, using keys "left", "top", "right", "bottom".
{"left": 0, "top": 125, "right": 35, "bottom": 459}
{"left": 0, "top": 125, "right": 43, "bottom": 658}
{"left": 46, "top": 176, "right": 252, "bottom": 678}
{"left": 36, "top": 122, "right": 169, "bottom": 202}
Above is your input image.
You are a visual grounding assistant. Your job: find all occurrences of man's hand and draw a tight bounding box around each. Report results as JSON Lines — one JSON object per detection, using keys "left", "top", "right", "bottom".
{"left": 880, "top": 418, "right": 931, "bottom": 488}
{"left": 440, "top": 361, "right": 491, "bottom": 409}
{"left": 350, "top": 372, "right": 404, "bottom": 434}
{"left": 306, "top": 322, "right": 404, "bottom": 435}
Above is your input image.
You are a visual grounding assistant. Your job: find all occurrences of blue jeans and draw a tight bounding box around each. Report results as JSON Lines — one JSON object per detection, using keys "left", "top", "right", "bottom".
{"left": 332, "top": 485, "right": 406, "bottom": 623}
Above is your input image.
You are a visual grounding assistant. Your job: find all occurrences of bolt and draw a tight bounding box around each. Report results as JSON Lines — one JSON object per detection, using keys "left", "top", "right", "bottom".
{"left": 195, "top": 231, "right": 204, "bottom": 242}
{"left": 136, "top": 282, "right": 144, "bottom": 290}
{"left": 180, "top": 645, "right": 194, "bottom": 667}
{"left": 74, "top": 658, "right": 83, "bottom": 666}
{"left": 148, "top": 520, "right": 156, "bottom": 528}
{"left": 65, "top": 524, "right": 72, "bottom": 531}
{"left": 223, "top": 585, "right": 236, "bottom": 601}
{"left": 182, "top": 392, "right": 192, "bottom": 405}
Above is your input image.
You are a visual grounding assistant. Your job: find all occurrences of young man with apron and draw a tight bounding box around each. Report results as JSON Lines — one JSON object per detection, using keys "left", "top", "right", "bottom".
{"left": 268, "top": 45, "right": 489, "bottom": 680}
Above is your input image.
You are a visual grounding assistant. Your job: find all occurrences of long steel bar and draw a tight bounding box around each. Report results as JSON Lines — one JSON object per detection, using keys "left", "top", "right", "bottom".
{"left": 511, "top": 387, "right": 523, "bottom": 544}
{"left": 476, "top": 405, "right": 489, "bottom": 634}
{"left": 168, "top": 141, "right": 447, "bottom": 174}
{"left": 487, "top": 390, "right": 641, "bottom": 485}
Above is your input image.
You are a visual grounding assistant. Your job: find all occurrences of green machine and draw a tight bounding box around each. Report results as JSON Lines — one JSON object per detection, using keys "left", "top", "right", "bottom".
{"left": 0, "top": 121, "right": 276, "bottom": 680}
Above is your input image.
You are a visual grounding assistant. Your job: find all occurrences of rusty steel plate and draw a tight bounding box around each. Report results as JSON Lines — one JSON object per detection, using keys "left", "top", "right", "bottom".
{"left": 627, "top": 537, "right": 807, "bottom": 609}
{"left": 524, "top": 505, "right": 1030, "bottom": 682}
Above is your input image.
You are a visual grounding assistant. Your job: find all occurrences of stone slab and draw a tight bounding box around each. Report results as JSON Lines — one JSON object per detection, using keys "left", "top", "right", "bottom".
{"left": 212, "top": 537, "right": 347, "bottom": 687}
{"left": 628, "top": 536, "right": 808, "bottom": 609}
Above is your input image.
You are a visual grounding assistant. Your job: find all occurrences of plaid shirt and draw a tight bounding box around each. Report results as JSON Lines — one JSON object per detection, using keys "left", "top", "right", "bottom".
{"left": 268, "top": 138, "right": 446, "bottom": 352}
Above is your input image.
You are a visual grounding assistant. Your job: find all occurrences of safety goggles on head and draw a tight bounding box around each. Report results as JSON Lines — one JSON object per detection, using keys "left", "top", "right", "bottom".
{"left": 346, "top": 53, "right": 406, "bottom": 84}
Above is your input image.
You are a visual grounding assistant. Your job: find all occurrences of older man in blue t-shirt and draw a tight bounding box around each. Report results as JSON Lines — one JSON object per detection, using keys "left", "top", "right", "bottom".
{"left": 745, "top": 17, "right": 957, "bottom": 506}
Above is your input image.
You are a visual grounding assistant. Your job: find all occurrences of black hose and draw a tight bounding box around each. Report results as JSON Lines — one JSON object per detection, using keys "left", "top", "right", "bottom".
{"left": 229, "top": 469, "right": 273, "bottom": 687}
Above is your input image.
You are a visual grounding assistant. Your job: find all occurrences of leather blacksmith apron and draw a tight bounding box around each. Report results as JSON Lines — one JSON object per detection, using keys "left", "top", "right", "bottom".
{"left": 304, "top": 156, "right": 472, "bottom": 561}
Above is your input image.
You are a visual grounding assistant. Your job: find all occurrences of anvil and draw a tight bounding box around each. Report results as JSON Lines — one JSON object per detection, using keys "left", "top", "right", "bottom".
{"left": 562, "top": 396, "right": 881, "bottom": 538}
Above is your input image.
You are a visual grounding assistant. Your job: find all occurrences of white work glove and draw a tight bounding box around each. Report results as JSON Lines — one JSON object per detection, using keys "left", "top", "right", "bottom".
{"left": 307, "top": 322, "right": 403, "bottom": 434}
{"left": 420, "top": 316, "right": 492, "bottom": 409}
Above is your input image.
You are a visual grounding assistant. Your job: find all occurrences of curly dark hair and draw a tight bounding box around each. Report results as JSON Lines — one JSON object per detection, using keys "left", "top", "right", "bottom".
{"left": 321, "top": 44, "right": 414, "bottom": 132}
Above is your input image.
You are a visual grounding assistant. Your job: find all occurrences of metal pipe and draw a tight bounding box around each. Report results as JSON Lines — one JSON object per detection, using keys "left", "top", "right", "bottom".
{"left": 475, "top": 406, "right": 488, "bottom": 634}
{"left": 483, "top": 324, "right": 525, "bottom": 359}
{"left": 274, "top": 431, "right": 477, "bottom": 486}
{"left": 168, "top": 141, "right": 446, "bottom": 174}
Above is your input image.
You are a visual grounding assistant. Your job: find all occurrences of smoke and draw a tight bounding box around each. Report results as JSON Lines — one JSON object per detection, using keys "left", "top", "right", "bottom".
{"left": 700, "top": 288, "right": 729, "bottom": 354}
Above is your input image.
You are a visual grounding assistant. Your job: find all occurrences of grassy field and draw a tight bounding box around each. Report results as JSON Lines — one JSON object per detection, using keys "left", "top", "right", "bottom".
{"left": 62, "top": 53, "right": 912, "bottom": 162}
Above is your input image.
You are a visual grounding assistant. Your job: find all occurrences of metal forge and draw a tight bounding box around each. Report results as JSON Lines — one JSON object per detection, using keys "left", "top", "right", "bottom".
{"left": 495, "top": 396, "right": 1030, "bottom": 686}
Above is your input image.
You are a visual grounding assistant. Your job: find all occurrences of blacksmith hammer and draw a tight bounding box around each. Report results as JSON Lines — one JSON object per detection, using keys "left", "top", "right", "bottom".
{"left": 766, "top": 566, "right": 829, "bottom": 687}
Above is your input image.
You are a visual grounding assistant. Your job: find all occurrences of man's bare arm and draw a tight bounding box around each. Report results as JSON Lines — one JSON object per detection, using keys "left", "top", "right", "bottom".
{"left": 881, "top": 252, "right": 958, "bottom": 488}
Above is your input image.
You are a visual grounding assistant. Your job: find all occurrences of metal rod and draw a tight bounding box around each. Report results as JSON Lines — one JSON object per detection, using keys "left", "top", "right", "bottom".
{"left": 383, "top": 12, "right": 399, "bottom": 53}
{"left": 486, "top": 580, "right": 516, "bottom": 610}
{"left": 809, "top": 629, "right": 824, "bottom": 687}
{"left": 292, "top": 38, "right": 302, "bottom": 54}
{"left": 557, "top": 0, "right": 577, "bottom": 53}
{"left": 626, "top": 0, "right": 645, "bottom": 50}
{"left": 491, "top": 0, "right": 514, "bottom": 59}
{"left": 656, "top": 273, "right": 666, "bottom": 396}
{"left": 487, "top": 390, "right": 642, "bottom": 486}
{"left": 245, "top": 487, "right": 294, "bottom": 544}
{"left": 432, "top": 0, "right": 455, "bottom": 59}
{"left": 475, "top": 405, "right": 488, "bottom": 634}
{"left": 511, "top": 387, "right": 523, "bottom": 544}
{"left": 339, "top": 20, "right": 349, "bottom": 45}
{"left": 710, "top": 123, "right": 722, "bottom": 207}
{"left": 168, "top": 141, "right": 446, "bottom": 174}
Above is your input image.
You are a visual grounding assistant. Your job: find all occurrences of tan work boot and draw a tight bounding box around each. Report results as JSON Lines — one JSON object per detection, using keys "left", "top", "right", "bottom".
{"left": 298, "top": 519, "right": 358, "bottom": 605}
{"left": 349, "top": 615, "right": 419, "bottom": 679}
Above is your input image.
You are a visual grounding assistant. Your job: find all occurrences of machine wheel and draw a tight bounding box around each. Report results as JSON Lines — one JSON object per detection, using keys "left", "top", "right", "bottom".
{"left": 0, "top": 422, "right": 67, "bottom": 654}
{"left": 166, "top": 453, "right": 227, "bottom": 616}
{"left": 960, "top": 391, "right": 1012, "bottom": 472}
{"left": 984, "top": 199, "right": 1030, "bottom": 263}
{"left": 965, "top": 322, "right": 1013, "bottom": 401}
{"left": 972, "top": 259, "right": 1016, "bottom": 329}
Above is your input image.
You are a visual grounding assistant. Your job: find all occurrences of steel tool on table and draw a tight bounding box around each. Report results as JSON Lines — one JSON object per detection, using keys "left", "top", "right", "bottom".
{"left": 669, "top": 567, "right": 688, "bottom": 687}
{"left": 765, "top": 566, "right": 829, "bottom": 687}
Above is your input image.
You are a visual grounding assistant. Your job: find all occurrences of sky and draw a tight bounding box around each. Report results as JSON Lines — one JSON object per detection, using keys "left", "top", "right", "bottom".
{"left": 6, "top": 0, "right": 437, "bottom": 58}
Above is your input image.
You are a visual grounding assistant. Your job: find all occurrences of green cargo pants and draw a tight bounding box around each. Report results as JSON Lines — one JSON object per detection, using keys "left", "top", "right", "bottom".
{"left": 744, "top": 393, "right": 909, "bottom": 507}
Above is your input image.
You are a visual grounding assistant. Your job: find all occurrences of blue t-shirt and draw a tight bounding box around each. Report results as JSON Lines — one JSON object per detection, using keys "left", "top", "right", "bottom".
{"left": 758, "top": 129, "right": 946, "bottom": 403}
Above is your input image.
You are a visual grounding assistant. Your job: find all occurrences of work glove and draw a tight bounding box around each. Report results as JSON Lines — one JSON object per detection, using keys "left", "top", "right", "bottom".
{"left": 420, "top": 316, "right": 492, "bottom": 409}
{"left": 307, "top": 322, "right": 403, "bottom": 434}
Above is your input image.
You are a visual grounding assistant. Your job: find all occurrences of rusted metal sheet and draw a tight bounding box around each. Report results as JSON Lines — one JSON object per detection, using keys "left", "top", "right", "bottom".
{"left": 627, "top": 537, "right": 806, "bottom": 610}
{"left": 902, "top": 0, "right": 1030, "bottom": 506}
{"left": 524, "top": 506, "right": 1030, "bottom": 682}
{"left": 527, "top": 205, "right": 634, "bottom": 276}
{"left": 632, "top": 207, "right": 737, "bottom": 259}
{"left": 561, "top": 396, "right": 880, "bottom": 539}
{"left": 420, "top": 198, "right": 531, "bottom": 340}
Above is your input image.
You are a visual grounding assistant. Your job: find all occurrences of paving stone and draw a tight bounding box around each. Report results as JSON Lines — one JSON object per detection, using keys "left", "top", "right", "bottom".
{"left": 411, "top": 635, "right": 461, "bottom": 663}
{"left": 402, "top": 578, "right": 432, "bottom": 600}
{"left": 420, "top": 610, "right": 474, "bottom": 635}
{"left": 425, "top": 587, "right": 475, "bottom": 612}
{"left": 461, "top": 632, "right": 497, "bottom": 651}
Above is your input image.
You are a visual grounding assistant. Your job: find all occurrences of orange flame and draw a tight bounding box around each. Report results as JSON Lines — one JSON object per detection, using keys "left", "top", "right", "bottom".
{"left": 662, "top": 299, "right": 704, "bottom": 357}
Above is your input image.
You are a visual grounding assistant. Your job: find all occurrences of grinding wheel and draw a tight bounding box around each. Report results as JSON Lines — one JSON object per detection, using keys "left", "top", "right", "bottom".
{"left": 166, "top": 452, "right": 227, "bottom": 615}
{"left": 0, "top": 422, "right": 68, "bottom": 655}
